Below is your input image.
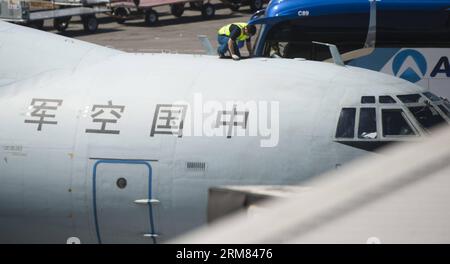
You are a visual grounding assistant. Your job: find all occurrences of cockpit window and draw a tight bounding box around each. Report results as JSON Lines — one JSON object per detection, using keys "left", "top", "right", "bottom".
{"left": 382, "top": 109, "right": 415, "bottom": 137}
{"left": 361, "top": 96, "right": 375, "bottom": 104}
{"left": 423, "top": 92, "right": 441, "bottom": 102}
{"left": 397, "top": 94, "right": 422, "bottom": 103}
{"left": 358, "top": 108, "right": 377, "bottom": 139}
{"left": 408, "top": 106, "right": 446, "bottom": 131}
{"left": 438, "top": 105, "right": 450, "bottom": 118}
{"left": 443, "top": 99, "right": 450, "bottom": 112}
{"left": 335, "top": 93, "right": 449, "bottom": 145}
{"left": 379, "top": 96, "right": 396, "bottom": 104}
{"left": 336, "top": 108, "right": 356, "bottom": 138}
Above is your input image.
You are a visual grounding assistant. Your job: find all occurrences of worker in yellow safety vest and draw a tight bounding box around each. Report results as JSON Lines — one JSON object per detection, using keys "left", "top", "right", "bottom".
{"left": 217, "top": 22, "right": 257, "bottom": 60}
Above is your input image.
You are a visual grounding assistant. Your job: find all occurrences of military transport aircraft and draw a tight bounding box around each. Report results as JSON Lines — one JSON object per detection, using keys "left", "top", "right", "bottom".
{"left": 0, "top": 20, "right": 448, "bottom": 243}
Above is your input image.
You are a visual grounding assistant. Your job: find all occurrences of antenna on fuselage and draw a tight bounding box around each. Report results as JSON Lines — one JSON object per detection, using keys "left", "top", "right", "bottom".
{"left": 312, "top": 41, "right": 345, "bottom": 66}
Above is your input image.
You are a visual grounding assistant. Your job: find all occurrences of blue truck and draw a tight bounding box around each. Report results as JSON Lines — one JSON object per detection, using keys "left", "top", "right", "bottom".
{"left": 248, "top": 0, "right": 450, "bottom": 97}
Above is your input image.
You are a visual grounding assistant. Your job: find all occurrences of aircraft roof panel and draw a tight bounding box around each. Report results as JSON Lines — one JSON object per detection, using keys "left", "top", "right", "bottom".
{"left": 75, "top": 53, "right": 425, "bottom": 98}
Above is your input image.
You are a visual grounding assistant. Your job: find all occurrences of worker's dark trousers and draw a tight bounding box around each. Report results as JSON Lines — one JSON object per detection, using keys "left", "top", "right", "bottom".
{"left": 217, "top": 35, "right": 244, "bottom": 56}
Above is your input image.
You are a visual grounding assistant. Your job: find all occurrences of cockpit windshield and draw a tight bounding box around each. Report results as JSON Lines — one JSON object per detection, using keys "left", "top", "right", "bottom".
{"left": 358, "top": 108, "right": 377, "bottom": 139}
{"left": 423, "top": 92, "right": 450, "bottom": 118}
{"left": 335, "top": 108, "right": 356, "bottom": 138}
{"left": 335, "top": 93, "right": 449, "bottom": 146}
{"left": 438, "top": 105, "right": 450, "bottom": 118}
{"left": 407, "top": 105, "right": 446, "bottom": 131}
{"left": 382, "top": 109, "right": 415, "bottom": 137}
{"left": 443, "top": 100, "right": 450, "bottom": 111}
{"left": 423, "top": 92, "right": 441, "bottom": 102}
{"left": 399, "top": 92, "right": 449, "bottom": 132}
{"left": 397, "top": 94, "right": 422, "bottom": 103}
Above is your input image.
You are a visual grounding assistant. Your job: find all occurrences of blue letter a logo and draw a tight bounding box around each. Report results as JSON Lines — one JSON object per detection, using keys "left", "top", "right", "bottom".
{"left": 392, "top": 49, "right": 427, "bottom": 83}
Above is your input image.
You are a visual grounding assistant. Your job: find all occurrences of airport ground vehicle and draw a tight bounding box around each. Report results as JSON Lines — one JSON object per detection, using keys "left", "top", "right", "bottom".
{"left": 249, "top": 0, "right": 450, "bottom": 97}
{"left": 225, "top": 0, "right": 268, "bottom": 12}
{"left": 0, "top": 0, "right": 109, "bottom": 33}
{"left": 110, "top": 0, "right": 216, "bottom": 26}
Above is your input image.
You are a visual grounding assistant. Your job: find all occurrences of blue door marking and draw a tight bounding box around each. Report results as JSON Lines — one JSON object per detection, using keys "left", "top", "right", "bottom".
{"left": 92, "top": 159, "right": 156, "bottom": 244}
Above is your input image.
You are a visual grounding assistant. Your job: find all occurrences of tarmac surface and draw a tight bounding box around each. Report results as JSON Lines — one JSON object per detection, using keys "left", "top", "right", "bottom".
{"left": 42, "top": 1, "right": 254, "bottom": 55}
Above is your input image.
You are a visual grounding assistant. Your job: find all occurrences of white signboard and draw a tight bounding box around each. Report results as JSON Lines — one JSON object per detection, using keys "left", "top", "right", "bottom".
{"left": 380, "top": 48, "right": 450, "bottom": 98}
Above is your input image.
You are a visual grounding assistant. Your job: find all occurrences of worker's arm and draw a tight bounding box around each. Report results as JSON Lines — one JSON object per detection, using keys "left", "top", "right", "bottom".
{"left": 228, "top": 39, "right": 240, "bottom": 60}
{"left": 246, "top": 39, "right": 253, "bottom": 56}
{"left": 228, "top": 38, "right": 236, "bottom": 56}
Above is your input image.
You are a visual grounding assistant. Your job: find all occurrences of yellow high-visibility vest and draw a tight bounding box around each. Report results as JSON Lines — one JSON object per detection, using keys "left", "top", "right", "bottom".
{"left": 218, "top": 23, "right": 250, "bottom": 42}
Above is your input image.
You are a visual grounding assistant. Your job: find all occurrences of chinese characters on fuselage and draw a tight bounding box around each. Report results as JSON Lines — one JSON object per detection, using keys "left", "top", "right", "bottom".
{"left": 216, "top": 104, "right": 249, "bottom": 138}
{"left": 85, "top": 100, "right": 125, "bottom": 134}
{"left": 150, "top": 104, "right": 187, "bottom": 137}
{"left": 24, "top": 98, "right": 63, "bottom": 131}
{"left": 24, "top": 99, "right": 249, "bottom": 138}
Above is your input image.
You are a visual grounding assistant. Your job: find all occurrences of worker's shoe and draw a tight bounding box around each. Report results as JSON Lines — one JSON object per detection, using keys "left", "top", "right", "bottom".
{"left": 217, "top": 47, "right": 226, "bottom": 58}
{"left": 231, "top": 54, "right": 240, "bottom": 61}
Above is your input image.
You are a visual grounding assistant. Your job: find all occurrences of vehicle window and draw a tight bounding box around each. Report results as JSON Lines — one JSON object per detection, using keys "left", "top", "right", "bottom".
{"left": 397, "top": 94, "right": 422, "bottom": 103}
{"left": 358, "top": 108, "right": 377, "bottom": 139}
{"left": 438, "top": 105, "right": 450, "bottom": 118}
{"left": 379, "top": 96, "right": 396, "bottom": 104}
{"left": 361, "top": 96, "right": 375, "bottom": 104}
{"left": 263, "top": 19, "right": 366, "bottom": 60}
{"left": 423, "top": 92, "right": 440, "bottom": 102}
{"left": 382, "top": 109, "right": 415, "bottom": 136}
{"left": 268, "top": 42, "right": 289, "bottom": 58}
{"left": 266, "top": 41, "right": 331, "bottom": 60}
{"left": 408, "top": 106, "right": 446, "bottom": 130}
{"left": 336, "top": 108, "right": 356, "bottom": 138}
